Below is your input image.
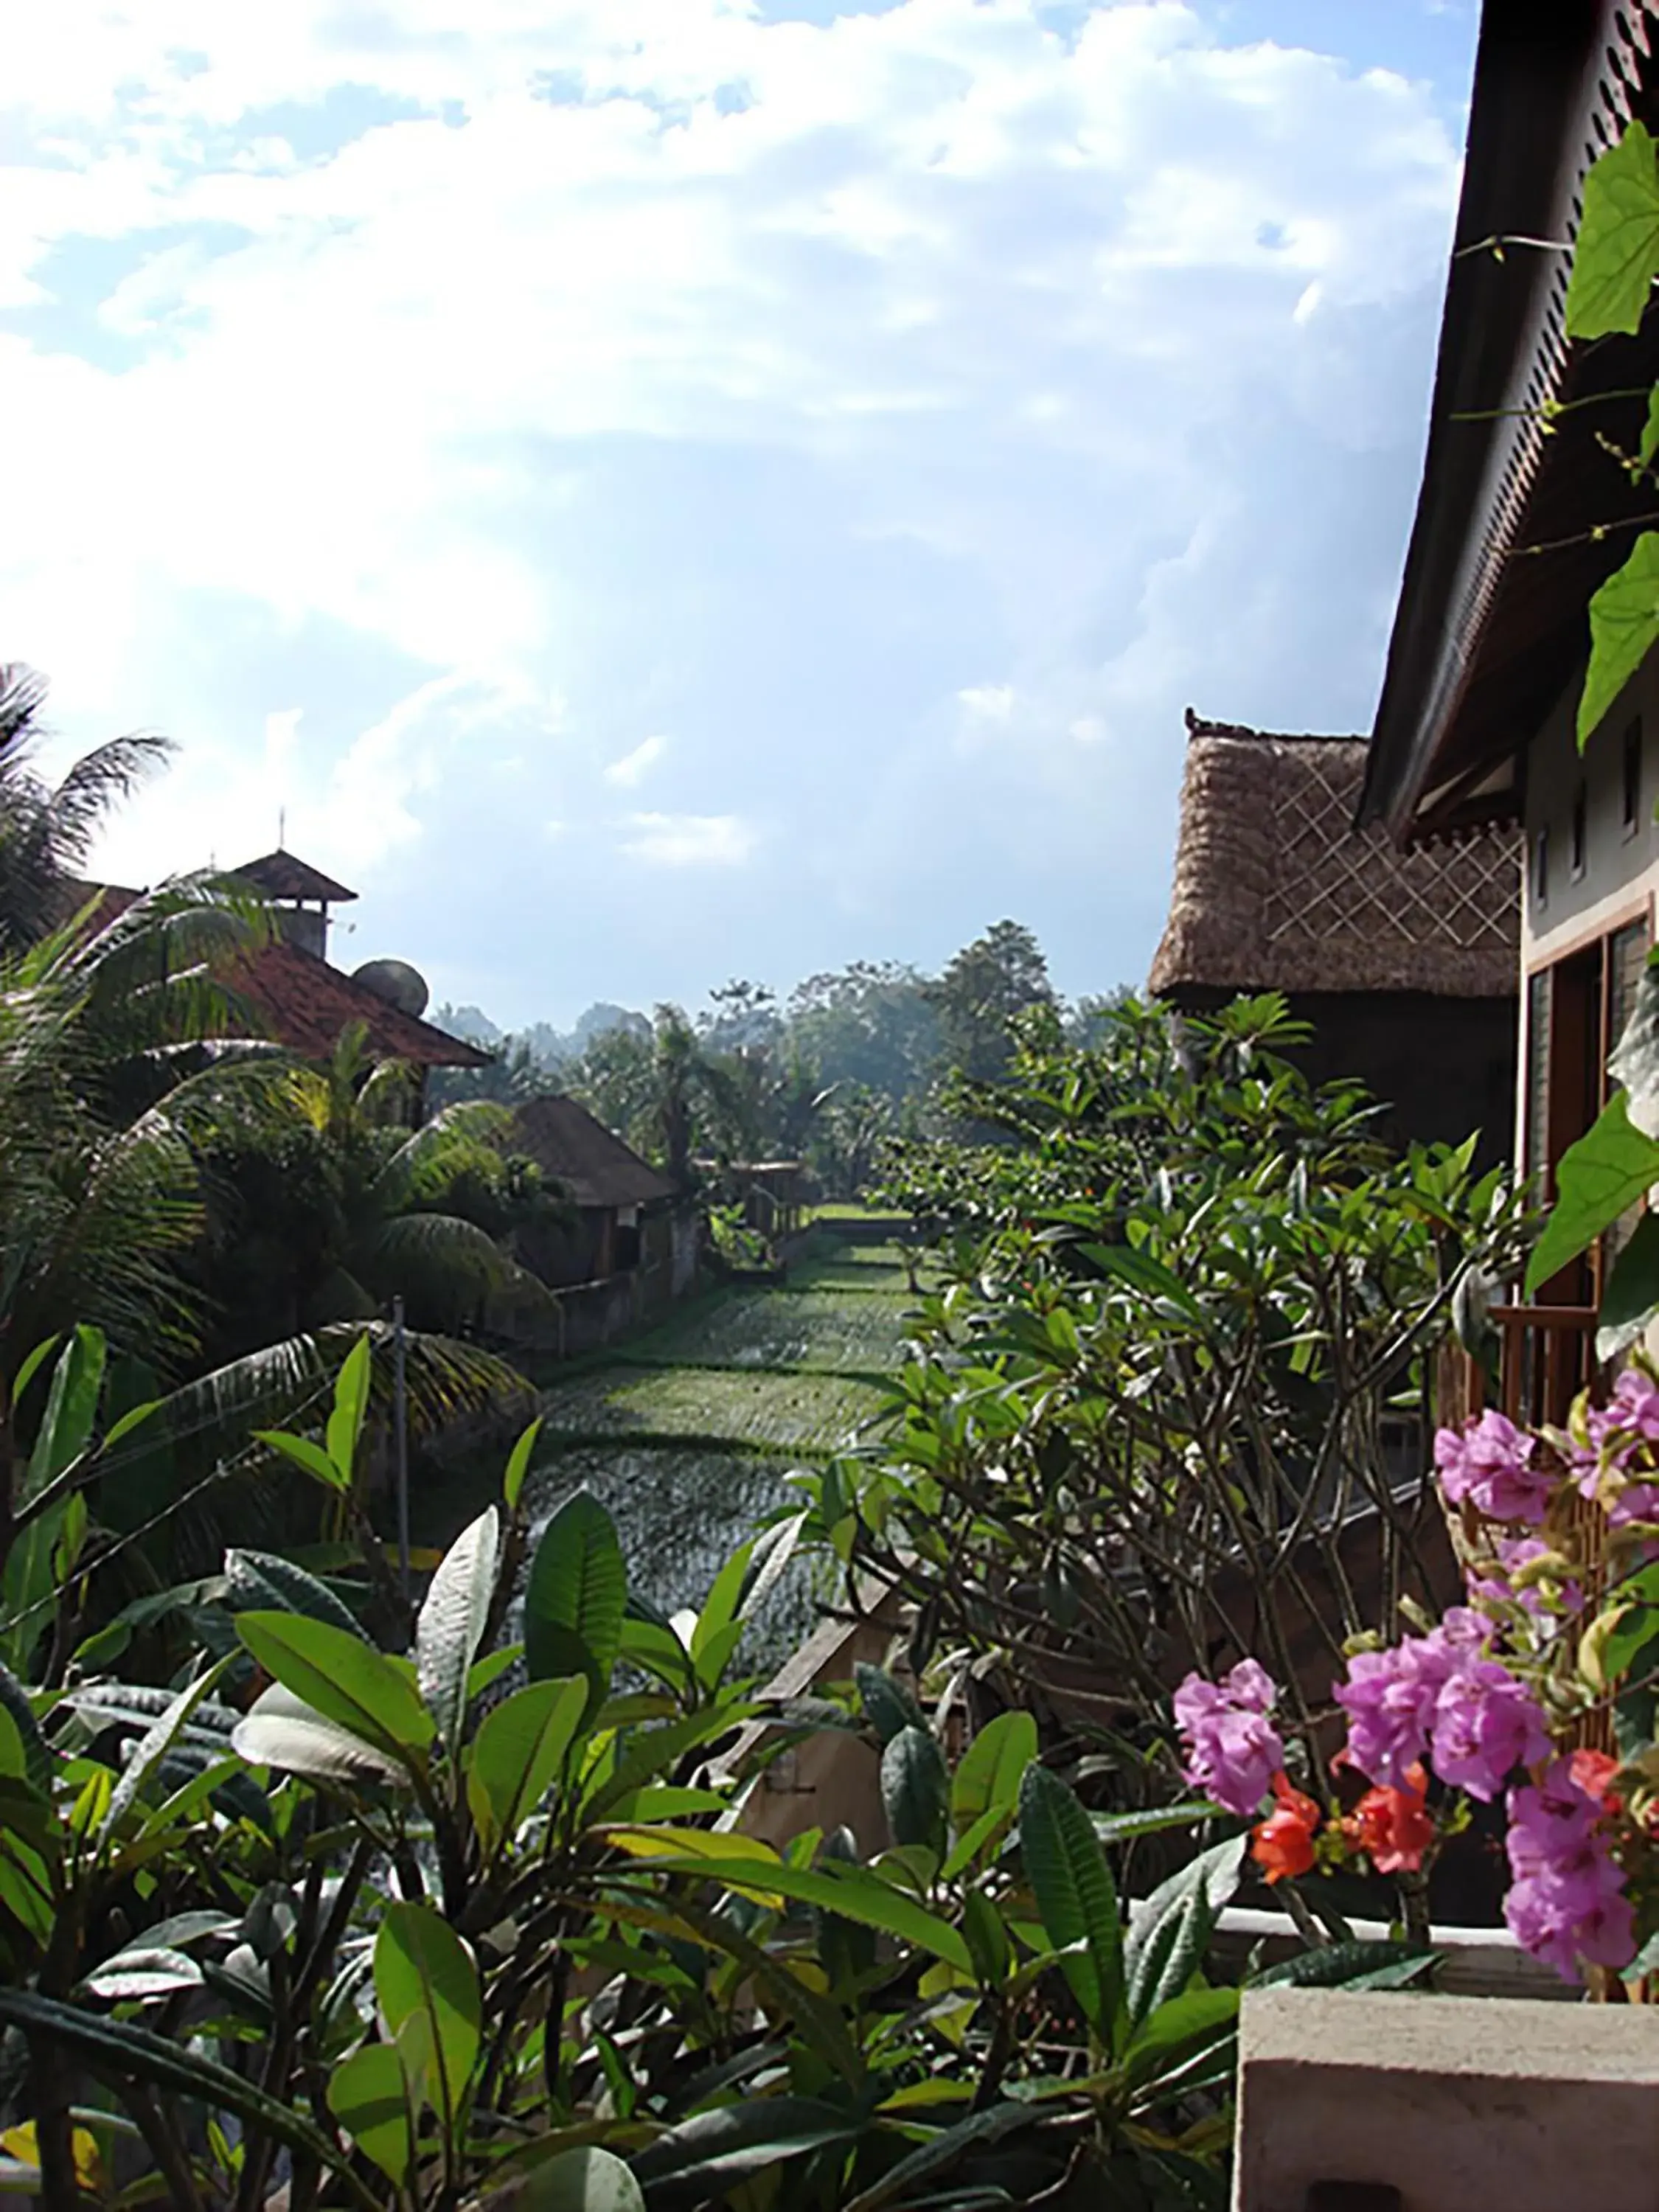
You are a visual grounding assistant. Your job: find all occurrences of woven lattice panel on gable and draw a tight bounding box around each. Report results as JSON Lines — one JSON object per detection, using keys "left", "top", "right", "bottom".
{"left": 1264, "top": 744, "right": 1516, "bottom": 957}
{"left": 1150, "top": 726, "right": 1520, "bottom": 1001}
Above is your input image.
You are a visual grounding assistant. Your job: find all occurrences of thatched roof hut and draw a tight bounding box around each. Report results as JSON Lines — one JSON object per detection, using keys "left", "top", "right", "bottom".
{"left": 1150, "top": 716, "right": 1519, "bottom": 1001}
{"left": 1151, "top": 714, "right": 1522, "bottom": 1160}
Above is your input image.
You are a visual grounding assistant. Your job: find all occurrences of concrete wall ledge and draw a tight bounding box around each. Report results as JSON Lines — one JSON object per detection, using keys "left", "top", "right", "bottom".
{"left": 1234, "top": 1985, "right": 1659, "bottom": 2211}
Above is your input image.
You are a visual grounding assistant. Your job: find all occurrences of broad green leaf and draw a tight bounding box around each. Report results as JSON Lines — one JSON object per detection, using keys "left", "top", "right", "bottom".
{"left": 9, "top": 1337, "right": 60, "bottom": 1408}
{"left": 740, "top": 1510, "right": 807, "bottom": 1618}
{"left": 841, "top": 2101, "right": 1032, "bottom": 2212}
{"left": 1124, "top": 1836, "right": 1246, "bottom": 2030}
{"left": 417, "top": 1505, "right": 500, "bottom": 1755}
{"left": 1644, "top": 384, "right": 1659, "bottom": 470}
{"left": 236, "top": 1614, "right": 434, "bottom": 1764}
{"left": 468, "top": 1643, "right": 523, "bottom": 1700}
{"left": 1123, "top": 1986, "right": 1238, "bottom": 2092}
{"left": 0, "top": 1989, "right": 359, "bottom": 2189}
{"left": 328, "top": 2043, "right": 411, "bottom": 2187}
{"left": 855, "top": 1663, "right": 927, "bottom": 1747}
{"left": 606, "top": 1839, "right": 973, "bottom": 1972}
{"left": 224, "top": 1549, "right": 369, "bottom": 1641}
{"left": 0, "top": 1664, "right": 50, "bottom": 1795}
{"left": 1077, "top": 1242, "right": 1202, "bottom": 1316}
{"left": 950, "top": 1710, "right": 1036, "bottom": 1829}
{"left": 1250, "top": 1938, "right": 1434, "bottom": 1991}
{"left": 692, "top": 1541, "right": 753, "bottom": 1665}
{"left": 1019, "top": 1763, "right": 1123, "bottom": 2048}
{"left": 502, "top": 1417, "right": 543, "bottom": 1512}
{"left": 1526, "top": 1091, "right": 1659, "bottom": 1294}
{"left": 232, "top": 1684, "right": 407, "bottom": 1785}
{"left": 511, "top": 2145, "right": 644, "bottom": 2211}
{"left": 253, "top": 1431, "right": 349, "bottom": 1495}
{"left": 1093, "top": 1803, "right": 1217, "bottom": 1848}
{"left": 630, "top": 2098, "right": 861, "bottom": 2197}
{"left": 881, "top": 1725, "right": 948, "bottom": 1857}
{"left": 375, "top": 1904, "right": 481, "bottom": 2126}
{"left": 1565, "top": 120, "right": 1659, "bottom": 339}
{"left": 326, "top": 1332, "right": 374, "bottom": 1489}
{"left": 466, "top": 1675, "right": 587, "bottom": 1848}
{"left": 1598, "top": 1212, "right": 1659, "bottom": 1361}
{"left": 79, "top": 1948, "right": 204, "bottom": 2002}
{"left": 524, "top": 1491, "right": 626, "bottom": 1717}
{"left": 581, "top": 1700, "right": 762, "bottom": 1820}
{"left": 24, "top": 1325, "right": 105, "bottom": 1500}
{"left": 961, "top": 1887, "right": 1009, "bottom": 1988}
{"left": 102, "top": 1663, "right": 230, "bottom": 1841}
{"left": 1580, "top": 532, "right": 1659, "bottom": 749}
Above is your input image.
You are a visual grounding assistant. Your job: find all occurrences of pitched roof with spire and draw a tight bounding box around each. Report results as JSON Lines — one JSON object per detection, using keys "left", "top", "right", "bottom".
{"left": 230, "top": 851, "right": 359, "bottom": 905}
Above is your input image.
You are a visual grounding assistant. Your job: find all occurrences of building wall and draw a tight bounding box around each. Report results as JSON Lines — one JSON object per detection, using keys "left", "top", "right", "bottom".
{"left": 1520, "top": 654, "right": 1659, "bottom": 1159}
{"left": 1524, "top": 659, "right": 1658, "bottom": 964}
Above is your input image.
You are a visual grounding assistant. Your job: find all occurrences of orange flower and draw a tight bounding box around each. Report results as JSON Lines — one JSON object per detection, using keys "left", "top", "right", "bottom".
{"left": 1344, "top": 1761, "right": 1435, "bottom": 1874}
{"left": 1251, "top": 1773, "right": 1321, "bottom": 1885}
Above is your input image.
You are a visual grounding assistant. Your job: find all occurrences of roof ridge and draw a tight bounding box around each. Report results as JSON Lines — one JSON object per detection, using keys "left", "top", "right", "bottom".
{"left": 1183, "top": 708, "right": 1368, "bottom": 745}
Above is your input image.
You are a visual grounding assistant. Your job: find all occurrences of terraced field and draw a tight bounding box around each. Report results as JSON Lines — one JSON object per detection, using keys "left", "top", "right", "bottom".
{"left": 515, "top": 1226, "right": 917, "bottom": 1655}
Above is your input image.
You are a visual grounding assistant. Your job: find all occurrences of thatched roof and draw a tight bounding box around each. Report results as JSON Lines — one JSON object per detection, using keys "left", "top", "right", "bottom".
{"left": 1150, "top": 716, "right": 1520, "bottom": 1001}
{"left": 512, "top": 1096, "right": 675, "bottom": 1211}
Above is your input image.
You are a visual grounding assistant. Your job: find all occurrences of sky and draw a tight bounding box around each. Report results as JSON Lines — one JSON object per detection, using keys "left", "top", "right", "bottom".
{"left": 0, "top": 0, "right": 1481, "bottom": 1028}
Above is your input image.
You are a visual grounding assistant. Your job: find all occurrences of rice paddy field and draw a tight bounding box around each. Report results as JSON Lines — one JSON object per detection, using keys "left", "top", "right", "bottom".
{"left": 514, "top": 1225, "right": 919, "bottom": 1663}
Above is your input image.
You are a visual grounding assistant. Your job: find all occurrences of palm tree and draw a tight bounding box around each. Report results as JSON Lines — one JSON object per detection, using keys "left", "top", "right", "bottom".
{"left": 190, "top": 1023, "right": 556, "bottom": 1353}
{"left": 0, "top": 664, "right": 170, "bottom": 953}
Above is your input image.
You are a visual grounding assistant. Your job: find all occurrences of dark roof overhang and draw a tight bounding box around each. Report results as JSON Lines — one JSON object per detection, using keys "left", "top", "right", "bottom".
{"left": 1362, "top": 1, "right": 1659, "bottom": 841}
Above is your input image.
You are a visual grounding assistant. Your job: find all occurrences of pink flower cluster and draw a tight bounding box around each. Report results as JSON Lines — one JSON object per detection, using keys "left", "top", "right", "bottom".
{"left": 1467, "top": 1533, "right": 1584, "bottom": 1622}
{"left": 1569, "top": 1367, "right": 1659, "bottom": 1528}
{"left": 1433, "top": 1410, "right": 1553, "bottom": 1524}
{"left": 1172, "top": 1658, "right": 1284, "bottom": 1818}
{"left": 1334, "top": 1611, "right": 1548, "bottom": 1803}
{"left": 1506, "top": 1759, "right": 1635, "bottom": 1978}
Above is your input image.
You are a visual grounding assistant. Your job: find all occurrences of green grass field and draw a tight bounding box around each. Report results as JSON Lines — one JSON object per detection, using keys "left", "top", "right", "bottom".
{"left": 510, "top": 1217, "right": 917, "bottom": 1658}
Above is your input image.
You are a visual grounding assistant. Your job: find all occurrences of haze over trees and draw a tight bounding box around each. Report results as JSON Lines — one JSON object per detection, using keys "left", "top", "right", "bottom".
{"left": 434, "top": 918, "right": 1117, "bottom": 1194}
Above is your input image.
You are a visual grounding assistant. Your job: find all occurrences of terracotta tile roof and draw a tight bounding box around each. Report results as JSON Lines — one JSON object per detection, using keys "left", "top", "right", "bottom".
{"left": 234, "top": 942, "right": 490, "bottom": 1068}
{"left": 512, "top": 1095, "right": 676, "bottom": 1210}
{"left": 231, "top": 851, "right": 358, "bottom": 905}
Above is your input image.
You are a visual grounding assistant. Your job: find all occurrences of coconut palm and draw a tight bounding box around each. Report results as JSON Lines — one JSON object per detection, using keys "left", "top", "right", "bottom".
{"left": 189, "top": 1023, "right": 557, "bottom": 1356}
{"left": 0, "top": 664, "right": 170, "bottom": 954}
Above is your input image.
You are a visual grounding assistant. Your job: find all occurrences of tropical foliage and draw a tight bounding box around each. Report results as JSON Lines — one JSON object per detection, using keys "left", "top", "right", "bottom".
{"left": 802, "top": 994, "right": 1529, "bottom": 1748}
{"left": 0, "top": 1337, "right": 1411, "bottom": 2209}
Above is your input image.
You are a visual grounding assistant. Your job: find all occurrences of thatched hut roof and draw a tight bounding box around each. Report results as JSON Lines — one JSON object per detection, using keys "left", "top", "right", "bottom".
{"left": 1150, "top": 715, "right": 1520, "bottom": 1001}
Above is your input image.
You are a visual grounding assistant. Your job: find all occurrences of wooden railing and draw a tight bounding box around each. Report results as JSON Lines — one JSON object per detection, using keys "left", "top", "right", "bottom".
{"left": 1435, "top": 1303, "right": 1600, "bottom": 1433}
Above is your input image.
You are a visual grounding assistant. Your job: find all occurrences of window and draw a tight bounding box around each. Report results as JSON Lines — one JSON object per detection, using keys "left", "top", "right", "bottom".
{"left": 1571, "top": 783, "right": 1587, "bottom": 879}
{"left": 1624, "top": 717, "right": 1644, "bottom": 835}
{"left": 1526, "top": 911, "right": 1654, "bottom": 1295}
{"left": 1534, "top": 826, "right": 1550, "bottom": 907}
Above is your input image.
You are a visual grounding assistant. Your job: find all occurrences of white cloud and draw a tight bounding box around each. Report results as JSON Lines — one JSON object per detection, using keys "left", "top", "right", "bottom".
{"left": 958, "top": 684, "right": 1015, "bottom": 721}
{"left": 604, "top": 734, "right": 667, "bottom": 787}
{"left": 619, "top": 812, "right": 757, "bottom": 866}
{"left": 0, "top": 0, "right": 1470, "bottom": 1014}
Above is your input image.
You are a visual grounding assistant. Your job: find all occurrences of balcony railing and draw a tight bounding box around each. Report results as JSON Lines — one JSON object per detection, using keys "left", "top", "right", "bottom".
{"left": 1434, "top": 1302, "right": 1600, "bottom": 1433}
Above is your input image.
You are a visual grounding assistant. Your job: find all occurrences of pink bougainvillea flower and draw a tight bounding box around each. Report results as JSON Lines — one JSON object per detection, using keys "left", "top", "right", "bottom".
{"left": 1427, "top": 1656, "right": 1551, "bottom": 1804}
{"left": 1173, "top": 1661, "right": 1284, "bottom": 1819}
{"left": 1434, "top": 1410, "right": 1553, "bottom": 1525}
{"left": 1251, "top": 1773, "right": 1321, "bottom": 1885}
{"left": 1344, "top": 1761, "right": 1436, "bottom": 1874}
{"left": 1504, "top": 1759, "right": 1636, "bottom": 1982}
